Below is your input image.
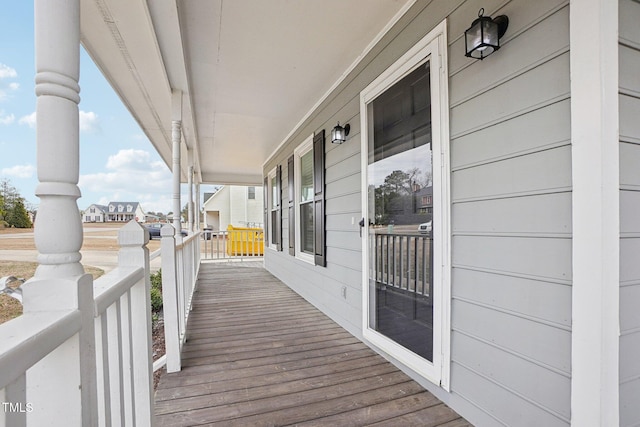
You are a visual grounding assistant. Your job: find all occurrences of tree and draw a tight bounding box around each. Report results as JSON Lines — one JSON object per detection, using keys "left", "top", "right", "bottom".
{"left": 0, "top": 179, "right": 34, "bottom": 228}
{"left": 6, "top": 199, "right": 32, "bottom": 228}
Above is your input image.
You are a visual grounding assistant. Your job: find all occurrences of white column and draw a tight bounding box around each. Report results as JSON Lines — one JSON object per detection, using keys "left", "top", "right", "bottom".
{"left": 195, "top": 182, "right": 201, "bottom": 231}
{"left": 171, "top": 91, "right": 182, "bottom": 233}
{"left": 160, "top": 225, "right": 181, "bottom": 372}
{"left": 27, "top": 1, "right": 98, "bottom": 424}
{"left": 34, "top": 0, "right": 84, "bottom": 278}
{"left": 188, "top": 165, "right": 194, "bottom": 232}
{"left": 570, "top": 0, "right": 619, "bottom": 426}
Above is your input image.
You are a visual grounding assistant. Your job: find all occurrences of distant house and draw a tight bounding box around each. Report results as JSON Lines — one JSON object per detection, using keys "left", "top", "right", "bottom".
{"left": 83, "top": 204, "right": 108, "bottom": 223}
{"left": 203, "top": 185, "right": 263, "bottom": 231}
{"left": 83, "top": 202, "right": 145, "bottom": 223}
{"left": 106, "top": 202, "right": 145, "bottom": 222}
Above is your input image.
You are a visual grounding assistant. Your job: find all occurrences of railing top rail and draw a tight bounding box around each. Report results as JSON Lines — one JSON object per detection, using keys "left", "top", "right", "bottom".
{"left": 93, "top": 266, "right": 145, "bottom": 316}
{"left": 0, "top": 309, "right": 81, "bottom": 388}
{"left": 176, "top": 230, "right": 201, "bottom": 250}
{"left": 150, "top": 248, "right": 162, "bottom": 261}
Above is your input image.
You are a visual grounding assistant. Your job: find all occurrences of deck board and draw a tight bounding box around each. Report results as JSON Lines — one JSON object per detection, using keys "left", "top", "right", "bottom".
{"left": 155, "top": 263, "right": 469, "bottom": 426}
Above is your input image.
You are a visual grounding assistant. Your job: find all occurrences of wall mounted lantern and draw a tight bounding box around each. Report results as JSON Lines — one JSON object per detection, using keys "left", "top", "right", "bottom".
{"left": 331, "top": 122, "right": 350, "bottom": 144}
{"left": 464, "top": 8, "right": 509, "bottom": 60}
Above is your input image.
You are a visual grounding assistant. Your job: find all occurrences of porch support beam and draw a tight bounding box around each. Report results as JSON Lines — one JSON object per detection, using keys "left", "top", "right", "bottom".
{"left": 171, "top": 89, "right": 182, "bottom": 234}
{"left": 188, "top": 165, "right": 194, "bottom": 232}
{"left": 195, "top": 182, "right": 201, "bottom": 231}
{"left": 28, "top": 0, "right": 98, "bottom": 424}
{"left": 34, "top": 0, "right": 84, "bottom": 278}
{"left": 570, "top": 0, "right": 619, "bottom": 425}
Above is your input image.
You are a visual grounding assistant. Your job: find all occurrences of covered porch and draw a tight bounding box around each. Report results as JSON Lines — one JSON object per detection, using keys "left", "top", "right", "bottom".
{"left": 154, "top": 263, "right": 468, "bottom": 426}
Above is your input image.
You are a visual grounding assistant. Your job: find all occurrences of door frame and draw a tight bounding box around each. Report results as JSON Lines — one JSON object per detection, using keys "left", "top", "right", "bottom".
{"left": 360, "top": 19, "right": 451, "bottom": 390}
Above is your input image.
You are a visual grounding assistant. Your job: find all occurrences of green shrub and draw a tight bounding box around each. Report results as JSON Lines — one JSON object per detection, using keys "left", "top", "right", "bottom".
{"left": 150, "top": 287, "right": 163, "bottom": 313}
{"left": 150, "top": 269, "right": 162, "bottom": 292}
{"left": 150, "top": 269, "right": 163, "bottom": 313}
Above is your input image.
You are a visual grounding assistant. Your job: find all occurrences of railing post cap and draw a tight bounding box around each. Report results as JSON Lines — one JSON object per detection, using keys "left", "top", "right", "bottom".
{"left": 161, "top": 224, "right": 176, "bottom": 237}
{"left": 118, "top": 220, "right": 149, "bottom": 247}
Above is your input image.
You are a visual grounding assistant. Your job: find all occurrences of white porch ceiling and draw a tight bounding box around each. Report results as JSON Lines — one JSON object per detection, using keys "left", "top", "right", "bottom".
{"left": 80, "top": 0, "right": 411, "bottom": 185}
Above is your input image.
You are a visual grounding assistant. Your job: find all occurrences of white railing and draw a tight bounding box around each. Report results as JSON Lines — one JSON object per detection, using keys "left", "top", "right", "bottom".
{"left": 202, "top": 228, "right": 264, "bottom": 261}
{"left": 160, "top": 225, "right": 200, "bottom": 373}
{"left": 0, "top": 221, "right": 154, "bottom": 426}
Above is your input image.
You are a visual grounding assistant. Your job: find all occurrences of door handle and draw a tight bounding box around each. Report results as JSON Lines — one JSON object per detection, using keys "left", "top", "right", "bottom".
{"left": 359, "top": 218, "right": 365, "bottom": 237}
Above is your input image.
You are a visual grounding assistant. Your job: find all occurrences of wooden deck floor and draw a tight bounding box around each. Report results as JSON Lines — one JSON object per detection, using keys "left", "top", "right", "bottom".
{"left": 154, "top": 263, "right": 470, "bottom": 426}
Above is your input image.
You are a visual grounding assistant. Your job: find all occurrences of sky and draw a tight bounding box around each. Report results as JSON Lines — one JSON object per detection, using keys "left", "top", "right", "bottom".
{"left": 0, "top": 2, "right": 212, "bottom": 215}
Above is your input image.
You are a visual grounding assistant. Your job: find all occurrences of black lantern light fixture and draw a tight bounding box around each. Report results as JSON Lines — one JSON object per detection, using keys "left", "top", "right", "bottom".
{"left": 464, "top": 8, "right": 509, "bottom": 60}
{"left": 331, "top": 122, "right": 350, "bottom": 144}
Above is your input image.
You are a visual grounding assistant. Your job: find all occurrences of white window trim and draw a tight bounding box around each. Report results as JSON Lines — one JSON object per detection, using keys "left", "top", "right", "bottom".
{"left": 360, "top": 19, "right": 451, "bottom": 390}
{"left": 294, "top": 135, "right": 315, "bottom": 265}
{"left": 267, "top": 167, "right": 278, "bottom": 251}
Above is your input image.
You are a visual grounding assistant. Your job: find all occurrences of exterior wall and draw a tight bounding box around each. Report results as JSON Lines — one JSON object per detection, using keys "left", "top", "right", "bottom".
{"left": 204, "top": 186, "right": 230, "bottom": 230}
{"left": 264, "top": 0, "right": 572, "bottom": 425}
{"left": 619, "top": 1, "right": 640, "bottom": 425}
{"left": 229, "top": 186, "right": 264, "bottom": 227}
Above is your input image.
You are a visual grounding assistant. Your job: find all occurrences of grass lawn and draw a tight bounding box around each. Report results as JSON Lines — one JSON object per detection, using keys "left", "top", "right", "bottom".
{"left": 0, "top": 260, "right": 104, "bottom": 324}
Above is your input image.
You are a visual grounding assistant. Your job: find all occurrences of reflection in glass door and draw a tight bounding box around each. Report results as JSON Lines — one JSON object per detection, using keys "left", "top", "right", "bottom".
{"left": 366, "top": 61, "right": 434, "bottom": 361}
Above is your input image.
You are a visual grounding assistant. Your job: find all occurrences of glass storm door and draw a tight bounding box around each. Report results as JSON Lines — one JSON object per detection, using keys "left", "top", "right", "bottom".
{"left": 366, "top": 61, "right": 435, "bottom": 362}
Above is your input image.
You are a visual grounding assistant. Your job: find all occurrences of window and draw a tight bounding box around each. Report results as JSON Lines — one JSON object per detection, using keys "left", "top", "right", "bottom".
{"left": 90, "top": 208, "right": 95, "bottom": 213}
{"left": 266, "top": 167, "right": 281, "bottom": 250}
{"left": 118, "top": 205, "right": 123, "bottom": 212}
{"left": 127, "top": 205, "right": 133, "bottom": 212}
{"left": 109, "top": 205, "right": 115, "bottom": 212}
{"left": 248, "top": 186, "right": 256, "bottom": 200}
{"left": 293, "top": 132, "right": 325, "bottom": 265}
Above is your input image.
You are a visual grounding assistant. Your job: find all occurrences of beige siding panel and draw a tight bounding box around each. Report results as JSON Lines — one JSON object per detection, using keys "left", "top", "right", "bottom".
{"left": 452, "top": 299, "right": 571, "bottom": 374}
{"left": 326, "top": 193, "right": 361, "bottom": 215}
{"left": 621, "top": 238, "right": 640, "bottom": 284}
{"left": 326, "top": 173, "right": 360, "bottom": 198}
{"left": 620, "top": 44, "right": 640, "bottom": 95}
{"left": 621, "top": 190, "right": 640, "bottom": 235}
{"left": 620, "top": 331, "right": 640, "bottom": 382}
{"left": 452, "top": 235, "right": 571, "bottom": 282}
{"left": 620, "top": 0, "right": 640, "bottom": 47}
{"left": 621, "top": 378, "right": 640, "bottom": 427}
{"left": 448, "top": 0, "right": 568, "bottom": 74}
{"left": 326, "top": 152, "right": 360, "bottom": 185}
{"left": 620, "top": 95, "right": 640, "bottom": 144}
{"left": 450, "top": 6, "right": 569, "bottom": 107}
{"left": 453, "top": 332, "right": 570, "bottom": 420}
{"left": 451, "top": 361, "right": 569, "bottom": 427}
{"left": 452, "top": 192, "right": 571, "bottom": 236}
{"left": 452, "top": 268, "right": 571, "bottom": 327}
{"left": 450, "top": 53, "right": 570, "bottom": 138}
{"left": 452, "top": 146, "right": 572, "bottom": 202}
{"left": 451, "top": 99, "right": 570, "bottom": 170}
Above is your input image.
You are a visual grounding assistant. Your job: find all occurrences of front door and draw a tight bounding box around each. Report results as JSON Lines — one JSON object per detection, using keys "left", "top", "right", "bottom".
{"left": 361, "top": 24, "right": 449, "bottom": 385}
{"left": 367, "top": 61, "right": 434, "bottom": 360}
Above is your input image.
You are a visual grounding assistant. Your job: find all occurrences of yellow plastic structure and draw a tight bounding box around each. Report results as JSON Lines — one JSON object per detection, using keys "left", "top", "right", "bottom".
{"left": 226, "top": 225, "right": 264, "bottom": 256}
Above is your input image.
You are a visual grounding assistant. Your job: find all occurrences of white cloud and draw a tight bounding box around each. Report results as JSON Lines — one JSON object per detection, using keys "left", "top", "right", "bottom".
{"left": 0, "top": 64, "right": 17, "bottom": 79}
{"left": 79, "top": 110, "right": 100, "bottom": 133}
{"left": 2, "top": 164, "right": 35, "bottom": 178}
{"left": 80, "top": 149, "right": 173, "bottom": 212}
{"left": 17, "top": 110, "right": 100, "bottom": 133}
{"left": 0, "top": 110, "right": 15, "bottom": 125}
{"left": 19, "top": 111, "right": 36, "bottom": 128}
{"left": 8, "top": 82, "right": 19, "bottom": 91}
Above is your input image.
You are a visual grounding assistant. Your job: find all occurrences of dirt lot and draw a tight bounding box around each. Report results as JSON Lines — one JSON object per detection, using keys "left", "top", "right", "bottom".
{"left": 0, "top": 222, "right": 161, "bottom": 252}
{"left": 0, "top": 261, "right": 104, "bottom": 324}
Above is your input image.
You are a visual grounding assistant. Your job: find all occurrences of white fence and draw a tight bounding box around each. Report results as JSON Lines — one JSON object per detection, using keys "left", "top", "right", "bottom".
{"left": 160, "top": 225, "right": 200, "bottom": 373}
{"left": 0, "top": 221, "right": 200, "bottom": 426}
